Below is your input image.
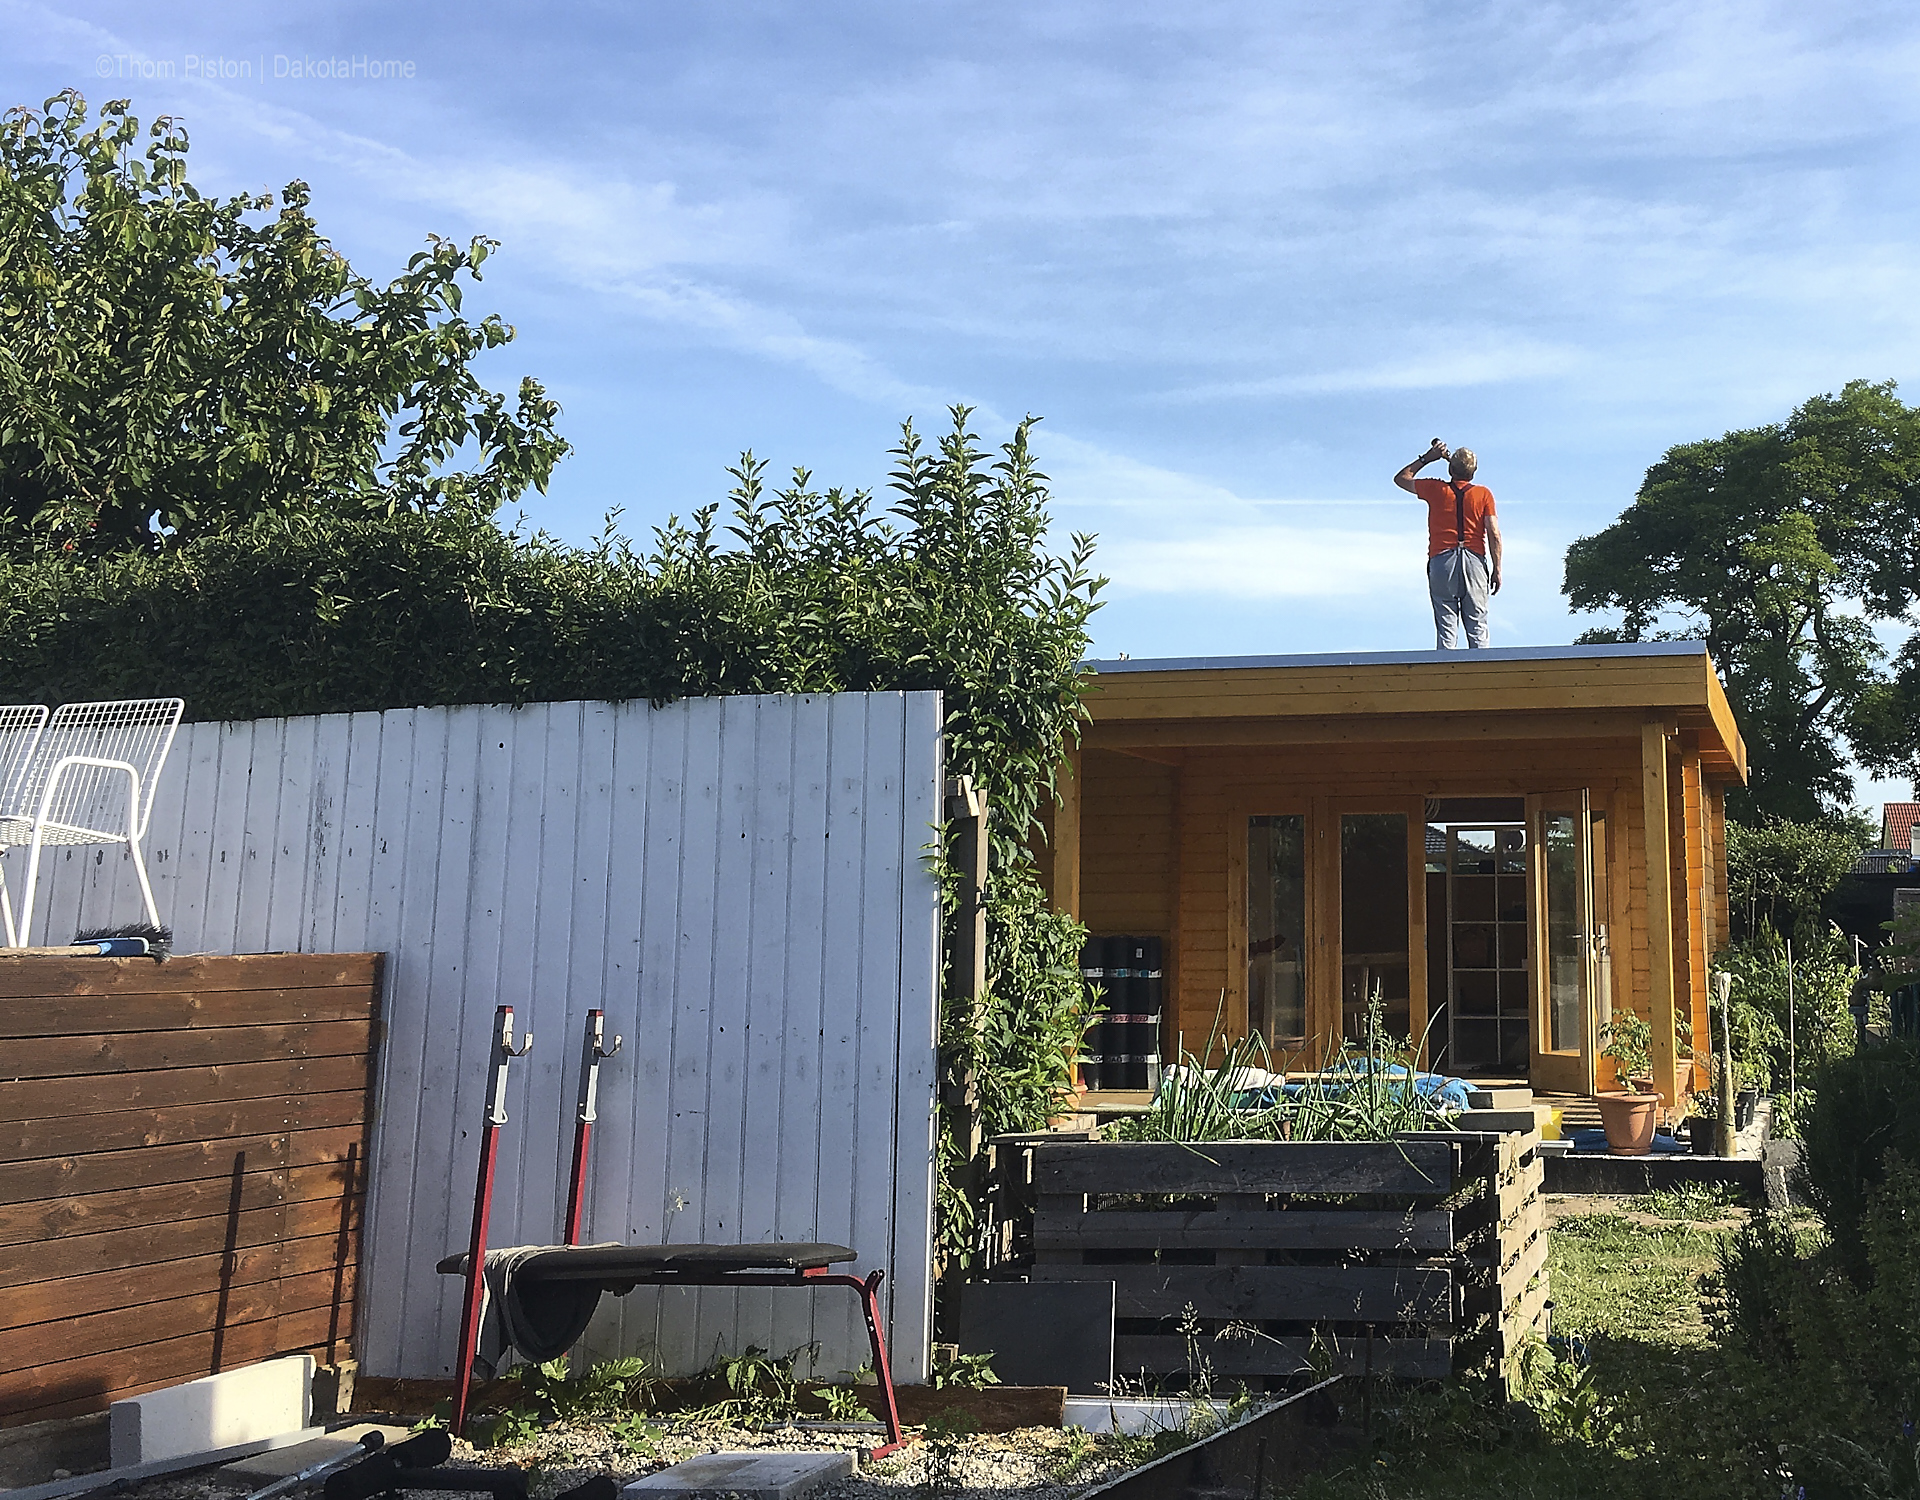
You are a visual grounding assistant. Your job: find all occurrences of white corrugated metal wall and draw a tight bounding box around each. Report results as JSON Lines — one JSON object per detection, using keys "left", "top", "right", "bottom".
{"left": 21, "top": 692, "right": 943, "bottom": 1382}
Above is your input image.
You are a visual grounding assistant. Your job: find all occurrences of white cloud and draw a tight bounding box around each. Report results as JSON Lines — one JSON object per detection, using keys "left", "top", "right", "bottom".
{"left": 1169, "top": 339, "right": 1580, "bottom": 401}
{"left": 1097, "top": 524, "right": 1420, "bottom": 599}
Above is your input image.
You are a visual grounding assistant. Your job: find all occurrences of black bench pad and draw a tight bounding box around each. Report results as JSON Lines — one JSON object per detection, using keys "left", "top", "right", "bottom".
{"left": 435, "top": 1242, "right": 858, "bottom": 1279}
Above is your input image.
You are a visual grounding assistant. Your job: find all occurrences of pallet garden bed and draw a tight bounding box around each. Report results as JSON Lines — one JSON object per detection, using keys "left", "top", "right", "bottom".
{"left": 981, "top": 1129, "right": 1547, "bottom": 1391}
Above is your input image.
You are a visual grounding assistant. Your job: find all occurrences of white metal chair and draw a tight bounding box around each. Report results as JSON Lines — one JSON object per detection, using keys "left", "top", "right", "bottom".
{"left": 0, "top": 706, "right": 50, "bottom": 944}
{"left": 0, "top": 698, "right": 184, "bottom": 947}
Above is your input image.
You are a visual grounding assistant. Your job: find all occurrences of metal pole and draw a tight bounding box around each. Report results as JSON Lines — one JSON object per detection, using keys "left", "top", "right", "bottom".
{"left": 1714, "top": 972, "right": 1737, "bottom": 1157}
{"left": 564, "top": 1009, "right": 622, "bottom": 1246}
{"left": 452, "top": 1005, "right": 533, "bottom": 1437}
{"left": 1785, "top": 937, "right": 1797, "bottom": 1107}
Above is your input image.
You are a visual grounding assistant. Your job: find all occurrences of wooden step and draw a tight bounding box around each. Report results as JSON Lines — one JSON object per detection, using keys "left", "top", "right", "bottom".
{"left": 1460, "top": 1105, "right": 1552, "bottom": 1134}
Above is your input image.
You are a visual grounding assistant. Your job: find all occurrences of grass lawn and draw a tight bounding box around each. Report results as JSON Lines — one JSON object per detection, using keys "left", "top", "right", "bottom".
{"left": 1291, "top": 1191, "right": 1775, "bottom": 1500}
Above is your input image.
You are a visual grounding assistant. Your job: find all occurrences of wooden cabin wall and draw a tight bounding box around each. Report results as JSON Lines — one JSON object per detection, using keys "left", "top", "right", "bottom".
{"left": 1680, "top": 741, "right": 1710, "bottom": 1086}
{"left": 1078, "top": 750, "right": 1179, "bottom": 942}
{"left": 1062, "top": 730, "right": 1719, "bottom": 1094}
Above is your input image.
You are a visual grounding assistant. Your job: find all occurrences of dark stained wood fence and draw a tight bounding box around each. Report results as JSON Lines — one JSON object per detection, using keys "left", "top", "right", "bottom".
{"left": 983, "top": 1128, "right": 1548, "bottom": 1391}
{"left": 0, "top": 953, "right": 382, "bottom": 1425}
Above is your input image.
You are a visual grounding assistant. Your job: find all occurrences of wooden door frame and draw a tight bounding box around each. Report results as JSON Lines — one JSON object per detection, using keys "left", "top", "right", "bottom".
{"left": 1318, "top": 795, "right": 1428, "bottom": 1066}
{"left": 1527, "top": 790, "right": 1597, "bottom": 1094}
{"left": 1225, "top": 787, "right": 1313, "bottom": 1064}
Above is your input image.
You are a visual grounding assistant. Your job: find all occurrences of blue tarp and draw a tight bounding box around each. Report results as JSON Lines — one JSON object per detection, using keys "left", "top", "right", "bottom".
{"left": 1226, "top": 1063, "right": 1475, "bottom": 1114}
{"left": 1568, "top": 1126, "right": 1690, "bottom": 1154}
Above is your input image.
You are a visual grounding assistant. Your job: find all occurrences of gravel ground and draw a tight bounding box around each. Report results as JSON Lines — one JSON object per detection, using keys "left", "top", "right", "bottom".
{"left": 109, "top": 1419, "right": 1151, "bottom": 1500}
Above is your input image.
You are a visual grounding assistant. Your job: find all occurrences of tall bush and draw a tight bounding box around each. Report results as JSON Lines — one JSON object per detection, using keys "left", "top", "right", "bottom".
{"left": 1727, "top": 813, "right": 1874, "bottom": 943}
{"left": 1710, "top": 1160, "right": 1920, "bottom": 1498}
{"left": 1797, "top": 1040, "right": 1920, "bottom": 1281}
{"left": 1715, "top": 926, "right": 1860, "bottom": 1095}
{"left": 1710, "top": 1042, "right": 1920, "bottom": 1496}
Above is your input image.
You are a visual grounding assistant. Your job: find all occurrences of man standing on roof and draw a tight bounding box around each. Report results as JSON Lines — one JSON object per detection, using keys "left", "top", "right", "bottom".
{"left": 1394, "top": 438, "right": 1503, "bottom": 650}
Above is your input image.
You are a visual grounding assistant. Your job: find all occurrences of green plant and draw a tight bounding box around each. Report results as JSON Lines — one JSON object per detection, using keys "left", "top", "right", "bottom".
{"left": 510, "top": 1354, "right": 652, "bottom": 1422}
{"left": 1507, "top": 1338, "right": 1628, "bottom": 1450}
{"left": 919, "top": 1409, "right": 980, "bottom": 1500}
{"left": 1597, "top": 1013, "right": 1656, "bottom": 1091}
{"left": 1707, "top": 1161, "right": 1920, "bottom": 1496}
{"left": 1050, "top": 1425, "right": 1100, "bottom": 1481}
{"left": 1646, "top": 1181, "right": 1746, "bottom": 1221}
{"left": 929, "top": 1351, "right": 1000, "bottom": 1391}
{"left": 1715, "top": 927, "right": 1861, "bottom": 1093}
{"left": 607, "top": 1410, "right": 662, "bottom": 1456}
{"left": 1109, "top": 988, "right": 1457, "bottom": 1144}
{"left": 689, "top": 1343, "right": 818, "bottom": 1427}
{"left": 465, "top": 1354, "right": 655, "bottom": 1446}
{"left": 467, "top": 1405, "right": 541, "bottom": 1449}
{"left": 813, "top": 1383, "right": 870, "bottom": 1421}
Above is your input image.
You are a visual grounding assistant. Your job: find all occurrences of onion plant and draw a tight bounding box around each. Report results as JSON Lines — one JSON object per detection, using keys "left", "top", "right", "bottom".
{"left": 1111, "top": 988, "right": 1460, "bottom": 1143}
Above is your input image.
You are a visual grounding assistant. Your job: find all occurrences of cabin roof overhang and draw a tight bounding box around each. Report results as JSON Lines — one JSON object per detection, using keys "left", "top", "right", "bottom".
{"left": 1078, "top": 640, "right": 1747, "bottom": 782}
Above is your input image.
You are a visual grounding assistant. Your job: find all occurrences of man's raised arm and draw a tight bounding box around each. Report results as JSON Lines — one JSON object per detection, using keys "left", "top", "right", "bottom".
{"left": 1394, "top": 437, "right": 1451, "bottom": 493}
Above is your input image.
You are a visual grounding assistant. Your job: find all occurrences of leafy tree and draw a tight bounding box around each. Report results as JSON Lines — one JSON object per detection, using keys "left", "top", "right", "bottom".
{"left": 0, "top": 90, "right": 567, "bottom": 553}
{"left": 1726, "top": 812, "right": 1874, "bottom": 942}
{"left": 1564, "top": 380, "right": 1920, "bottom": 819}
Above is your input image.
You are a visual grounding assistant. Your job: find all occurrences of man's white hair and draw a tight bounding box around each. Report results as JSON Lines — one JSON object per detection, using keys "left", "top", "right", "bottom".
{"left": 1449, "top": 448, "right": 1478, "bottom": 478}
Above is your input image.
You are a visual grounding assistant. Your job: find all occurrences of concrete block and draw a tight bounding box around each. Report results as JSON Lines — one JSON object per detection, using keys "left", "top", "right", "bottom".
{"left": 211, "top": 1425, "right": 410, "bottom": 1489}
{"left": 109, "top": 1355, "right": 314, "bottom": 1467}
{"left": 956, "top": 1281, "right": 1114, "bottom": 1394}
{"left": 620, "top": 1452, "right": 852, "bottom": 1500}
{"left": 1465, "top": 1087, "right": 1534, "bottom": 1111}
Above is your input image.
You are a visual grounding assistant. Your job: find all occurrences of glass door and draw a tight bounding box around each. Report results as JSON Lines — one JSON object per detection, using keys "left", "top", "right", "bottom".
{"left": 1247, "top": 814, "right": 1309, "bottom": 1050}
{"left": 1339, "top": 811, "right": 1412, "bottom": 1045}
{"left": 1529, "top": 791, "right": 1598, "bottom": 1095}
{"left": 1439, "top": 825, "right": 1530, "bottom": 1074}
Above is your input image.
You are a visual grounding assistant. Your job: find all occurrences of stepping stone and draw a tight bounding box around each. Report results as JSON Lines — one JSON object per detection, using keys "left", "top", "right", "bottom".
{"left": 620, "top": 1452, "right": 853, "bottom": 1500}
{"left": 212, "top": 1425, "right": 411, "bottom": 1488}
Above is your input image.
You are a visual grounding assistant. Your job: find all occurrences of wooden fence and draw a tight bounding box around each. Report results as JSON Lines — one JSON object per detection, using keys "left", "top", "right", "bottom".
{"left": 0, "top": 953, "right": 381, "bottom": 1426}
{"left": 983, "top": 1129, "right": 1547, "bottom": 1390}
{"left": 24, "top": 692, "right": 943, "bottom": 1384}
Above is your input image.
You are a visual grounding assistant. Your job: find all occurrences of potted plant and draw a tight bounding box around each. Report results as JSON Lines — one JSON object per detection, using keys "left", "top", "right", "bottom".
{"left": 1595, "top": 1014, "right": 1660, "bottom": 1155}
{"left": 1734, "top": 1055, "right": 1766, "bottom": 1132}
{"left": 1686, "top": 1090, "right": 1721, "bottom": 1155}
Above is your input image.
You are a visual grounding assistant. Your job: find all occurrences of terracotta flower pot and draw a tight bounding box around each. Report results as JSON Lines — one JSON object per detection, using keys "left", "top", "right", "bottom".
{"left": 1594, "top": 1091, "right": 1660, "bottom": 1155}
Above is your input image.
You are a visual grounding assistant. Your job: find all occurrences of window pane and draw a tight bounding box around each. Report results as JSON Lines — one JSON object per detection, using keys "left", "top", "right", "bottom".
{"left": 1248, "top": 816, "right": 1306, "bottom": 1044}
{"left": 1342, "top": 812, "right": 1409, "bottom": 1042}
{"left": 1543, "top": 811, "right": 1584, "bottom": 1053}
{"left": 1453, "top": 1018, "right": 1501, "bottom": 1070}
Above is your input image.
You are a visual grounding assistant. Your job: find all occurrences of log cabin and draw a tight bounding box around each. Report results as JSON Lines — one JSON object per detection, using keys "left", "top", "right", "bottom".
{"left": 1035, "top": 641, "right": 1746, "bottom": 1105}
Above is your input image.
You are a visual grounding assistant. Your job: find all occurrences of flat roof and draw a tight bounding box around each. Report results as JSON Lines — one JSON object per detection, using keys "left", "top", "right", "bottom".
{"left": 1076, "top": 638, "right": 1745, "bottom": 781}
{"left": 1084, "top": 640, "right": 1708, "bottom": 674}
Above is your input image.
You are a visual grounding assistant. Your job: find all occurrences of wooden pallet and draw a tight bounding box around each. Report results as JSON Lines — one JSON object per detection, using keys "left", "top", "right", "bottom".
{"left": 985, "top": 1128, "right": 1548, "bottom": 1390}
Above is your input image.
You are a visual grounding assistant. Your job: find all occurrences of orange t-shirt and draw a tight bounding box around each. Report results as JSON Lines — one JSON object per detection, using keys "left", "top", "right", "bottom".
{"left": 1413, "top": 478, "right": 1496, "bottom": 558}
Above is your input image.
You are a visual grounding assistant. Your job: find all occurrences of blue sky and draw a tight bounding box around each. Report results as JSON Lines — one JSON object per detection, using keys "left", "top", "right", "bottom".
{"left": 7, "top": 1, "right": 1919, "bottom": 802}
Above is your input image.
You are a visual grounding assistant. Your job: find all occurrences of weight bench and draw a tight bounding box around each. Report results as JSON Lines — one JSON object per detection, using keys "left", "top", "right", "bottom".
{"left": 435, "top": 1241, "right": 905, "bottom": 1457}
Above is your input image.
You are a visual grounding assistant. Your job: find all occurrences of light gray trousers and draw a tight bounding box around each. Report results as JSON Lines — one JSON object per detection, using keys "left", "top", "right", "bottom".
{"left": 1428, "top": 547, "right": 1491, "bottom": 649}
